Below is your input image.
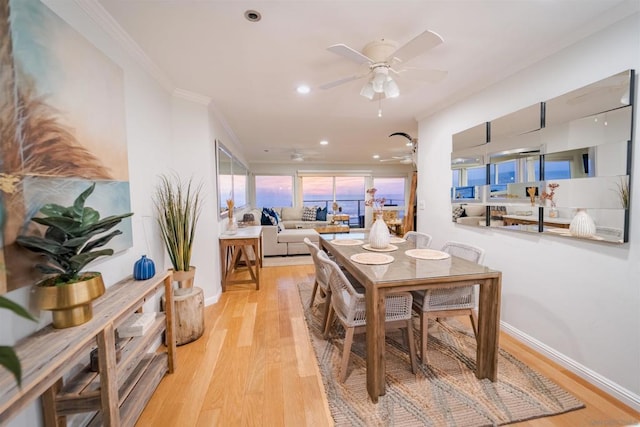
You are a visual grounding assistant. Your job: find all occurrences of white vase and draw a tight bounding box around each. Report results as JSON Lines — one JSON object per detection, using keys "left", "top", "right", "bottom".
{"left": 369, "top": 214, "right": 390, "bottom": 249}
{"left": 569, "top": 208, "right": 596, "bottom": 237}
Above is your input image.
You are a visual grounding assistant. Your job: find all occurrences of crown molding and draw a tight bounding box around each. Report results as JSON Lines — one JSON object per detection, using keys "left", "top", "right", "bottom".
{"left": 73, "top": 0, "right": 174, "bottom": 93}
{"left": 173, "top": 88, "right": 211, "bottom": 106}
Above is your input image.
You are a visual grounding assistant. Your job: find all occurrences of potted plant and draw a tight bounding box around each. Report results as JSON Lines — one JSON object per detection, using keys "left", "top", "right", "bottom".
{"left": 154, "top": 174, "right": 205, "bottom": 345}
{"left": 15, "top": 182, "right": 133, "bottom": 328}
{"left": 154, "top": 173, "right": 203, "bottom": 288}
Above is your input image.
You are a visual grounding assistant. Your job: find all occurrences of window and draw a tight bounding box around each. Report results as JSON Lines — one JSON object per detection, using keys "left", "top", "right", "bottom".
{"left": 466, "top": 166, "right": 487, "bottom": 186}
{"left": 301, "top": 176, "right": 333, "bottom": 209}
{"left": 372, "top": 177, "right": 405, "bottom": 208}
{"left": 255, "top": 175, "right": 293, "bottom": 208}
{"left": 489, "top": 159, "right": 516, "bottom": 185}
{"left": 544, "top": 160, "right": 571, "bottom": 179}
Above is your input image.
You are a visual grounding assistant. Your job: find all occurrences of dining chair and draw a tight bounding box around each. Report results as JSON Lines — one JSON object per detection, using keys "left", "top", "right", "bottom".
{"left": 317, "top": 251, "right": 417, "bottom": 382}
{"left": 403, "top": 230, "right": 433, "bottom": 248}
{"left": 303, "top": 237, "right": 333, "bottom": 334}
{"left": 412, "top": 241, "right": 485, "bottom": 362}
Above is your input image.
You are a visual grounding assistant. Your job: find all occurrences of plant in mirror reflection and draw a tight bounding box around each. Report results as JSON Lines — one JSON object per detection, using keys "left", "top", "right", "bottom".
{"left": 541, "top": 183, "right": 560, "bottom": 208}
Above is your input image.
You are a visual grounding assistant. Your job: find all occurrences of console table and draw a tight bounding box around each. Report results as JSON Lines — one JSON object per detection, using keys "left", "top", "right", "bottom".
{"left": 502, "top": 214, "right": 571, "bottom": 229}
{"left": 0, "top": 272, "right": 176, "bottom": 426}
{"left": 219, "top": 226, "right": 263, "bottom": 292}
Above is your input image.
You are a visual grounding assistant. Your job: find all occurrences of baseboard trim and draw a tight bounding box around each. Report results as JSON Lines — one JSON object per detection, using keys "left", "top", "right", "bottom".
{"left": 501, "top": 321, "right": 640, "bottom": 412}
{"left": 205, "top": 293, "right": 220, "bottom": 307}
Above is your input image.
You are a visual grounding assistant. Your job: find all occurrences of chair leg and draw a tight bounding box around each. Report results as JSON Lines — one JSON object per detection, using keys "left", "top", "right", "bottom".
{"left": 339, "top": 327, "right": 355, "bottom": 383}
{"left": 405, "top": 320, "right": 417, "bottom": 374}
{"left": 323, "top": 304, "right": 335, "bottom": 338}
{"left": 420, "top": 312, "right": 429, "bottom": 363}
{"left": 309, "top": 280, "right": 319, "bottom": 308}
{"left": 322, "top": 290, "right": 331, "bottom": 337}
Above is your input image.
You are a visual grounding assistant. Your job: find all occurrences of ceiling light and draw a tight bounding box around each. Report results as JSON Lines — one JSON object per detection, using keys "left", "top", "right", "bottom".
{"left": 360, "top": 82, "right": 375, "bottom": 100}
{"left": 296, "top": 84, "right": 310, "bottom": 94}
{"left": 320, "top": 140, "right": 328, "bottom": 145}
{"left": 384, "top": 77, "right": 399, "bottom": 98}
{"left": 406, "top": 141, "right": 413, "bottom": 147}
{"left": 291, "top": 153, "right": 304, "bottom": 161}
{"left": 373, "top": 154, "right": 380, "bottom": 159}
{"left": 371, "top": 69, "right": 388, "bottom": 93}
{"left": 244, "top": 10, "right": 261, "bottom": 22}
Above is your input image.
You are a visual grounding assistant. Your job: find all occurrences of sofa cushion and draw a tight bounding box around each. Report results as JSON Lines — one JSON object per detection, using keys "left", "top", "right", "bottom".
{"left": 316, "top": 206, "right": 327, "bottom": 221}
{"left": 277, "top": 228, "right": 319, "bottom": 243}
{"left": 281, "top": 206, "right": 303, "bottom": 221}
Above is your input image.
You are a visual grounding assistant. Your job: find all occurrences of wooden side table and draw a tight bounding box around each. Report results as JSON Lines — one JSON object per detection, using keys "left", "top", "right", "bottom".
{"left": 219, "top": 226, "right": 263, "bottom": 292}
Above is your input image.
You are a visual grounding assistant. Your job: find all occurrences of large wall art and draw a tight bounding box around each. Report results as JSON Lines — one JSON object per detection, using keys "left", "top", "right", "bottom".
{"left": 0, "top": 0, "right": 132, "bottom": 293}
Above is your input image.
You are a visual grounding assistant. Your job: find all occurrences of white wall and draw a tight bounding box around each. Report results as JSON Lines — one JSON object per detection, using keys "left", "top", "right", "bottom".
{"left": 417, "top": 12, "right": 640, "bottom": 409}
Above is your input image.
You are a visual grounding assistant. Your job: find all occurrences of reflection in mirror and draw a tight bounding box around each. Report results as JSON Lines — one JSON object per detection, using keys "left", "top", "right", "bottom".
{"left": 217, "top": 142, "right": 232, "bottom": 216}
{"left": 452, "top": 122, "right": 488, "bottom": 151}
{"left": 490, "top": 103, "right": 542, "bottom": 141}
{"left": 545, "top": 70, "right": 632, "bottom": 127}
{"left": 451, "top": 151, "right": 486, "bottom": 201}
{"left": 232, "top": 159, "right": 248, "bottom": 209}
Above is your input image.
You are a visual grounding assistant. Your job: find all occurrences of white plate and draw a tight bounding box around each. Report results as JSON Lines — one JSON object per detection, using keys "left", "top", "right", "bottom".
{"left": 405, "top": 249, "right": 451, "bottom": 260}
{"left": 362, "top": 243, "right": 398, "bottom": 252}
{"left": 350, "top": 253, "right": 395, "bottom": 265}
{"left": 389, "top": 237, "right": 406, "bottom": 244}
{"left": 330, "top": 239, "right": 364, "bottom": 246}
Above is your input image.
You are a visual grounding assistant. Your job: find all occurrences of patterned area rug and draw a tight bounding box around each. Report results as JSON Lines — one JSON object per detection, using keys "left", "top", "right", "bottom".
{"left": 297, "top": 282, "right": 585, "bottom": 426}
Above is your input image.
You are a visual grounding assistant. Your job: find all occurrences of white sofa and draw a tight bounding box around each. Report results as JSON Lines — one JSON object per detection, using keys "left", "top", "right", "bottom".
{"left": 261, "top": 226, "right": 320, "bottom": 256}
{"left": 245, "top": 207, "right": 327, "bottom": 256}
{"left": 452, "top": 203, "right": 486, "bottom": 226}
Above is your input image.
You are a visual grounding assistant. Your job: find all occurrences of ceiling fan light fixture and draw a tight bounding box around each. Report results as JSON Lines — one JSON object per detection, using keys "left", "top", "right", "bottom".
{"left": 291, "top": 153, "right": 304, "bottom": 161}
{"left": 360, "top": 81, "right": 375, "bottom": 100}
{"left": 384, "top": 77, "right": 400, "bottom": 98}
{"left": 372, "top": 71, "right": 387, "bottom": 93}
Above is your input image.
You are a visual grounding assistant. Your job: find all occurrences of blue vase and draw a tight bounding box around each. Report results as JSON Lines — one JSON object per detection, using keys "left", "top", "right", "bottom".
{"left": 133, "top": 255, "right": 156, "bottom": 280}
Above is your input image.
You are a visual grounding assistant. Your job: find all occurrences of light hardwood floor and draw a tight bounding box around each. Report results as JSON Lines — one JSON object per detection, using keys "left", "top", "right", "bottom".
{"left": 137, "top": 264, "right": 640, "bottom": 426}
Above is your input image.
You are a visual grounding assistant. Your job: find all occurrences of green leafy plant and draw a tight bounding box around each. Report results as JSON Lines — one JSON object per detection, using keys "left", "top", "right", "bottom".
{"left": 615, "top": 177, "right": 630, "bottom": 209}
{"left": 15, "top": 182, "right": 133, "bottom": 285}
{"left": 1, "top": 296, "right": 36, "bottom": 386}
{"left": 154, "top": 174, "right": 203, "bottom": 271}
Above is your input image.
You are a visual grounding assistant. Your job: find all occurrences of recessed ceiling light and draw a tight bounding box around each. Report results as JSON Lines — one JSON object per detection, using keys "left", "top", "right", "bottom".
{"left": 406, "top": 142, "right": 413, "bottom": 147}
{"left": 296, "top": 85, "right": 310, "bottom": 94}
{"left": 320, "top": 140, "right": 328, "bottom": 145}
{"left": 244, "top": 10, "right": 262, "bottom": 22}
{"left": 373, "top": 154, "right": 380, "bottom": 159}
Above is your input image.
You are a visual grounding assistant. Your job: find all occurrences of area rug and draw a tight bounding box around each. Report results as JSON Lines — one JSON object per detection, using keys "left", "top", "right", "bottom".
{"left": 263, "top": 255, "right": 313, "bottom": 267}
{"left": 297, "top": 281, "right": 585, "bottom": 426}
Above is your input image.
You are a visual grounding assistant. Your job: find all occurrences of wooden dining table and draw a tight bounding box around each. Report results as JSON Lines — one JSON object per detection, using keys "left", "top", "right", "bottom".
{"left": 320, "top": 233, "right": 502, "bottom": 403}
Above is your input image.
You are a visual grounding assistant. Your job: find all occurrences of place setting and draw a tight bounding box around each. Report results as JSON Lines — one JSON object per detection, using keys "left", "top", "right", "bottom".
{"left": 330, "top": 238, "right": 364, "bottom": 246}
{"left": 405, "top": 248, "right": 451, "bottom": 260}
{"left": 350, "top": 252, "right": 395, "bottom": 265}
{"left": 361, "top": 243, "right": 398, "bottom": 252}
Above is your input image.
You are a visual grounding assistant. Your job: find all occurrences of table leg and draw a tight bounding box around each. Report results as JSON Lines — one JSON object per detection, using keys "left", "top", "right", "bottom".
{"left": 476, "top": 276, "right": 502, "bottom": 380}
{"left": 253, "top": 241, "right": 260, "bottom": 290}
{"left": 220, "top": 241, "right": 228, "bottom": 292}
{"left": 365, "top": 285, "right": 386, "bottom": 402}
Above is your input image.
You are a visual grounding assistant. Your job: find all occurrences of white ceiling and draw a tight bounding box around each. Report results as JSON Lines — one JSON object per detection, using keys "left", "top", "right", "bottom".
{"left": 96, "top": 0, "right": 637, "bottom": 166}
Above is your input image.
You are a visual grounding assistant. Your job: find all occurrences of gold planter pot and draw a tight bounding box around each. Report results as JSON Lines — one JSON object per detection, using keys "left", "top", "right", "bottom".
{"left": 31, "top": 273, "right": 106, "bottom": 328}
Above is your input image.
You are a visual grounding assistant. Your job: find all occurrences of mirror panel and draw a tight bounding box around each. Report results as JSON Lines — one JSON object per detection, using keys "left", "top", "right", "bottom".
{"left": 545, "top": 70, "right": 633, "bottom": 127}
{"left": 232, "top": 158, "right": 248, "bottom": 209}
{"left": 452, "top": 122, "right": 488, "bottom": 151}
{"left": 217, "top": 142, "right": 232, "bottom": 215}
{"left": 490, "top": 103, "right": 542, "bottom": 141}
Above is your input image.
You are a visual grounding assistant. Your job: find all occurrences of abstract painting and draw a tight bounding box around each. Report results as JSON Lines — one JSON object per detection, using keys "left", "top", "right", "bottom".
{"left": 0, "top": 0, "right": 131, "bottom": 293}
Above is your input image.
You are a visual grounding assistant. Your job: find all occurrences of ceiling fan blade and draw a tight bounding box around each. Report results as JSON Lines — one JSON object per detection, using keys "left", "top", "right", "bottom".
{"left": 319, "top": 72, "right": 369, "bottom": 90}
{"left": 388, "top": 30, "right": 444, "bottom": 64}
{"left": 327, "top": 43, "right": 374, "bottom": 64}
{"left": 392, "top": 67, "right": 447, "bottom": 83}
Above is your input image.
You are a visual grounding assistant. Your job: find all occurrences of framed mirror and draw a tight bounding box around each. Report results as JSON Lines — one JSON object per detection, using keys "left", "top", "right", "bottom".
{"left": 451, "top": 69, "right": 634, "bottom": 243}
{"left": 216, "top": 140, "right": 249, "bottom": 218}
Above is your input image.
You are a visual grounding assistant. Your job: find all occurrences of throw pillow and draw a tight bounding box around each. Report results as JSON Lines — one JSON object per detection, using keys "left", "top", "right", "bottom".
{"left": 261, "top": 208, "right": 278, "bottom": 226}
{"left": 452, "top": 206, "right": 465, "bottom": 222}
{"left": 316, "top": 206, "right": 327, "bottom": 221}
{"left": 302, "top": 206, "right": 317, "bottom": 221}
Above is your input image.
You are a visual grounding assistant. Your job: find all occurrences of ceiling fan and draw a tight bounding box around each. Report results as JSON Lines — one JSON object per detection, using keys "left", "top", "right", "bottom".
{"left": 320, "top": 30, "right": 447, "bottom": 100}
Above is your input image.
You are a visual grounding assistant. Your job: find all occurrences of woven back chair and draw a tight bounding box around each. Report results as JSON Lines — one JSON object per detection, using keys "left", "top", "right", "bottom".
{"left": 303, "top": 238, "right": 333, "bottom": 332}
{"left": 317, "top": 251, "right": 417, "bottom": 382}
{"left": 403, "top": 231, "right": 433, "bottom": 248}
{"left": 412, "top": 241, "right": 485, "bottom": 361}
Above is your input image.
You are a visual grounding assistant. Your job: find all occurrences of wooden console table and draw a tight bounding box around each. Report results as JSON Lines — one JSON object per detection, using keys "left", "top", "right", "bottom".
{"left": 502, "top": 214, "right": 571, "bottom": 229}
{"left": 219, "top": 225, "right": 263, "bottom": 292}
{"left": 0, "top": 273, "right": 176, "bottom": 426}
